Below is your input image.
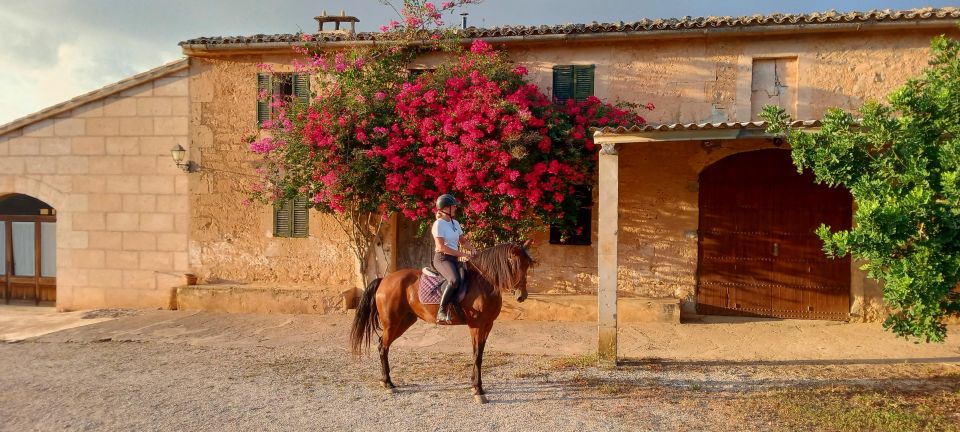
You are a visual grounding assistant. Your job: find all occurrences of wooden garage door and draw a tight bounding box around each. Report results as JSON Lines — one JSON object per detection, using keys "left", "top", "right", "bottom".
{"left": 697, "top": 149, "right": 852, "bottom": 320}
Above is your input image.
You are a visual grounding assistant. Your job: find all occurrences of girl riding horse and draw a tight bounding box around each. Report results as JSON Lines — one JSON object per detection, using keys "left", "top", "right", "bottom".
{"left": 350, "top": 222, "right": 534, "bottom": 402}
{"left": 431, "top": 194, "right": 479, "bottom": 324}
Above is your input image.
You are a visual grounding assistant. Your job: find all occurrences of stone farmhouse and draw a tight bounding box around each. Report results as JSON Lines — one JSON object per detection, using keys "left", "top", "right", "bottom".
{"left": 1, "top": 7, "right": 957, "bottom": 355}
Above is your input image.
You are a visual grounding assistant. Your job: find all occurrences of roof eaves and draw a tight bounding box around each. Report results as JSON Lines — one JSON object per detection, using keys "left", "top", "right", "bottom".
{"left": 591, "top": 120, "right": 823, "bottom": 144}
{"left": 178, "top": 7, "right": 960, "bottom": 49}
{"left": 594, "top": 120, "right": 821, "bottom": 134}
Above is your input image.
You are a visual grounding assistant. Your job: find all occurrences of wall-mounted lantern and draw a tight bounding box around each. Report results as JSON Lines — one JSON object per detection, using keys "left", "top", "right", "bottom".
{"left": 170, "top": 144, "right": 193, "bottom": 173}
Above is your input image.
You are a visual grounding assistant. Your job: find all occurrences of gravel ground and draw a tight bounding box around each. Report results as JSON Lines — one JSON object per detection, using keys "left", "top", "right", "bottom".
{"left": 0, "top": 311, "right": 958, "bottom": 431}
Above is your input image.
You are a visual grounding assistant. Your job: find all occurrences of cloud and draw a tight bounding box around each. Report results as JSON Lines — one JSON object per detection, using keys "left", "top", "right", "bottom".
{"left": 1, "top": 0, "right": 956, "bottom": 124}
{"left": 0, "top": 5, "right": 179, "bottom": 124}
{"left": 0, "top": 11, "right": 66, "bottom": 68}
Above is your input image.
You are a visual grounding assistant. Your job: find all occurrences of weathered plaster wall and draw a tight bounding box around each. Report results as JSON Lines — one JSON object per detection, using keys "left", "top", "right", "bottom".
{"left": 188, "top": 56, "right": 395, "bottom": 290}
{"left": 509, "top": 28, "right": 952, "bottom": 319}
{"left": 190, "top": 26, "right": 953, "bottom": 319}
{"left": 0, "top": 70, "right": 191, "bottom": 310}
{"left": 510, "top": 29, "right": 949, "bottom": 125}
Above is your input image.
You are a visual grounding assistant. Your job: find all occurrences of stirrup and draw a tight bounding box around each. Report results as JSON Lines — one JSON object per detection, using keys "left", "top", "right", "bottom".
{"left": 435, "top": 308, "right": 452, "bottom": 324}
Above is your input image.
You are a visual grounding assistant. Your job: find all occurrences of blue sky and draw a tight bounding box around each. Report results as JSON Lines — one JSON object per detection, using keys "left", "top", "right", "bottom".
{"left": 0, "top": 0, "right": 956, "bottom": 124}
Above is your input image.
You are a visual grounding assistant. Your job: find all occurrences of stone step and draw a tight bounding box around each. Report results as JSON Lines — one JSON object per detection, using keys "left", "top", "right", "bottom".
{"left": 176, "top": 285, "right": 679, "bottom": 323}
{"left": 175, "top": 284, "right": 354, "bottom": 315}
{"left": 500, "top": 294, "right": 680, "bottom": 323}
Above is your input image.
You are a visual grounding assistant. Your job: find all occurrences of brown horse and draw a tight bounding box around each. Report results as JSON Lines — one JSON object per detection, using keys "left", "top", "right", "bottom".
{"left": 350, "top": 241, "right": 534, "bottom": 403}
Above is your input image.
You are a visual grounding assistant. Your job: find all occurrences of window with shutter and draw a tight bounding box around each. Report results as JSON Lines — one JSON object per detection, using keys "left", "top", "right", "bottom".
{"left": 573, "top": 65, "right": 595, "bottom": 102}
{"left": 257, "top": 73, "right": 272, "bottom": 127}
{"left": 552, "top": 65, "right": 574, "bottom": 102}
{"left": 552, "top": 65, "right": 595, "bottom": 103}
{"left": 549, "top": 185, "right": 593, "bottom": 245}
{"left": 292, "top": 196, "right": 309, "bottom": 238}
{"left": 272, "top": 198, "right": 310, "bottom": 238}
{"left": 273, "top": 200, "right": 291, "bottom": 237}
{"left": 258, "top": 73, "right": 311, "bottom": 127}
{"left": 292, "top": 73, "right": 310, "bottom": 107}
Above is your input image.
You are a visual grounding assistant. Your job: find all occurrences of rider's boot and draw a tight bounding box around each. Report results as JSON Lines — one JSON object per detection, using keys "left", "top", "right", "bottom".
{"left": 436, "top": 281, "right": 456, "bottom": 324}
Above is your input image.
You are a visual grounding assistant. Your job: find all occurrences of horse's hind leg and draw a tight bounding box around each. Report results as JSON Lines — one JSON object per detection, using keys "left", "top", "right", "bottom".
{"left": 379, "top": 313, "right": 417, "bottom": 391}
{"left": 377, "top": 336, "right": 394, "bottom": 390}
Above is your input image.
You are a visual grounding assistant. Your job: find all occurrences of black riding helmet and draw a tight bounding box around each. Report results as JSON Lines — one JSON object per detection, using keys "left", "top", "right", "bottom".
{"left": 436, "top": 194, "right": 459, "bottom": 209}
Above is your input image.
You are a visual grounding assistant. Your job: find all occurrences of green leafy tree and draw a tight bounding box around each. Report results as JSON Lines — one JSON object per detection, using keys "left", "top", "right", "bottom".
{"left": 762, "top": 35, "right": 960, "bottom": 342}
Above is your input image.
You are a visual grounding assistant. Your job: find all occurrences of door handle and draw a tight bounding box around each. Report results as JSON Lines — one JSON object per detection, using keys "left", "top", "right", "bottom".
{"left": 772, "top": 243, "right": 779, "bottom": 257}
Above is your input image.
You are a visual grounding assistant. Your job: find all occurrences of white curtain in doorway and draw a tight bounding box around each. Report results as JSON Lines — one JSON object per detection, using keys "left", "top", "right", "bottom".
{"left": 0, "top": 222, "right": 5, "bottom": 275}
{"left": 12, "top": 222, "right": 34, "bottom": 276}
{"left": 41, "top": 222, "right": 55, "bottom": 277}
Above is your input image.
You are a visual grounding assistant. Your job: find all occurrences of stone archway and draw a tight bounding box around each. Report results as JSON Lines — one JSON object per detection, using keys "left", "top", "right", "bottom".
{"left": 0, "top": 193, "right": 57, "bottom": 304}
{"left": 0, "top": 176, "right": 67, "bottom": 306}
{"left": 696, "top": 148, "right": 853, "bottom": 320}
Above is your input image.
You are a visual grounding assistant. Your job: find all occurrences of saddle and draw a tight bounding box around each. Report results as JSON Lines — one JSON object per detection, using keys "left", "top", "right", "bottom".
{"left": 418, "top": 265, "right": 468, "bottom": 322}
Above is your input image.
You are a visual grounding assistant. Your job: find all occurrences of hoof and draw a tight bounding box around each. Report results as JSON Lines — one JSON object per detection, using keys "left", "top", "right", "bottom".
{"left": 471, "top": 388, "right": 481, "bottom": 395}
{"left": 473, "top": 394, "right": 488, "bottom": 404}
{"left": 381, "top": 381, "right": 396, "bottom": 391}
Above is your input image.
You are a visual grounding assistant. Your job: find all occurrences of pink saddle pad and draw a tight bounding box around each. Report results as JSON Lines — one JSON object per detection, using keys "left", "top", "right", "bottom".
{"left": 418, "top": 268, "right": 467, "bottom": 305}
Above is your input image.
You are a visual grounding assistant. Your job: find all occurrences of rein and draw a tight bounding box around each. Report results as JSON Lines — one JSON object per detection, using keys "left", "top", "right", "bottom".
{"left": 465, "top": 260, "right": 500, "bottom": 293}
{"left": 465, "top": 246, "right": 521, "bottom": 294}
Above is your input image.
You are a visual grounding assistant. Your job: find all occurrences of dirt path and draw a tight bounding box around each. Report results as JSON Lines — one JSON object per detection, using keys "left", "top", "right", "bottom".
{"left": 0, "top": 310, "right": 958, "bottom": 431}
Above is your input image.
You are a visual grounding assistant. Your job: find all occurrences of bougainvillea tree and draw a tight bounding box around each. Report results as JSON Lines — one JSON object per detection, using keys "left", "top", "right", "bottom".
{"left": 372, "top": 39, "right": 645, "bottom": 244}
{"left": 249, "top": 0, "right": 648, "bottom": 280}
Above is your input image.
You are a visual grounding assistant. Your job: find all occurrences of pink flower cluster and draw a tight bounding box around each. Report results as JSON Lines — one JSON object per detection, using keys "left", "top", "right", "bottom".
{"left": 250, "top": 23, "right": 649, "bottom": 244}
{"left": 363, "top": 40, "right": 643, "bottom": 237}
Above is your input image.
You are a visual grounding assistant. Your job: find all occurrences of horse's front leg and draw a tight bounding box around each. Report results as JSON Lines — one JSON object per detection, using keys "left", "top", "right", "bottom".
{"left": 469, "top": 325, "right": 491, "bottom": 403}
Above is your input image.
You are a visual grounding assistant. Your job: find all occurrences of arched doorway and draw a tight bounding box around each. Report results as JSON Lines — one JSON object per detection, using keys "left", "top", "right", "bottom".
{"left": 0, "top": 194, "right": 56, "bottom": 305}
{"left": 696, "top": 149, "right": 852, "bottom": 320}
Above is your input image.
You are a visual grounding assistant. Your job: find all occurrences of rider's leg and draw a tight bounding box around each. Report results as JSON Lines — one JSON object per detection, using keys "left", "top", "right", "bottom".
{"left": 449, "top": 262, "right": 468, "bottom": 322}
{"left": 433, "top": 252, "right": 461, "bottom": 323}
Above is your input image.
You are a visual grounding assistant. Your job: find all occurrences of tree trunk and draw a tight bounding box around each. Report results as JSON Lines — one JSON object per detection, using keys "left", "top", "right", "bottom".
{"left": 334, "top": 206, "right": 389, "bottom": 287}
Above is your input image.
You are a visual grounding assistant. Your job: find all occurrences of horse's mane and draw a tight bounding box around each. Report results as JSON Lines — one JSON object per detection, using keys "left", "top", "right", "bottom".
{"left": 467, "top": 243, "right": 534, "bottom": 292}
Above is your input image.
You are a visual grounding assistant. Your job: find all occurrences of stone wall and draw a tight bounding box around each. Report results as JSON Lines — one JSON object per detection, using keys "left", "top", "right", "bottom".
{"left": 513, "top": 28, "right": 953, "bottom": 313}
{"left": 0, "top": 66, "right": 191, "bottom": 310}
{"left": 187, "top": 56, "right": 379, "bottom": 290}
{"left": 187, "top": 26, "right": 955, "bottom": 319}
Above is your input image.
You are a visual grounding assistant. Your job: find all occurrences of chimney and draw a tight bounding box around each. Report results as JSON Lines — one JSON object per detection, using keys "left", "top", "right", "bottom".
{"left": 314, "top": 9, "right": 360, "bottom": 35}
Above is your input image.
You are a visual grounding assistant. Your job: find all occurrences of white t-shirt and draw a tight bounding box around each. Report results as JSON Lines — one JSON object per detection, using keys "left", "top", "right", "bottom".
{"left": 431, "top": 218, "right": 463, "bottom": 252}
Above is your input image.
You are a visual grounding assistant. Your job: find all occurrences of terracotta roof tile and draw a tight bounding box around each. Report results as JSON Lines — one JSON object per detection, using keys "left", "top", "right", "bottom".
{"left": 593, "top": 120, "right": 822, "bottom": 134}
{"left": 180, "top": 7, "right": 959, "bottom": 47}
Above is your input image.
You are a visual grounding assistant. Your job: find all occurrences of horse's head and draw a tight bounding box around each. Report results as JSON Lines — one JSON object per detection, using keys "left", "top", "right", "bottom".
{"left": 469, "top": 239, "right": 536, "bottom": 302}
{"left": 508, "top": 239, "right": 535, "bottom": 303}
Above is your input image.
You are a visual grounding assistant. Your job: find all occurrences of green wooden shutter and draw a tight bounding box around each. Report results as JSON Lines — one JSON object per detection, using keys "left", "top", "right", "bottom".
{"left": 257, "top": 73, "right": 272, "bottom": 127}
{"left": 552, "top": 65, "right": 574, "bottom": 102}
{"left": 292, "top": 74, "right": 310, "bottom": 107}
{"left": 573, "top": 65, "right": 595, "bottom": 102}
{"left": 273, "top": 200, "right": 292, "bottom": 237}
{"left": 292, "top": 197, "right": 309, "bottom": 238}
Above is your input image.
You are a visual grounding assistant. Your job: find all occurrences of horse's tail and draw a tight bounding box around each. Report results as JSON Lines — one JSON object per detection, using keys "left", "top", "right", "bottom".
{"left": 350, "top": 277, "right": 383, "bottom": 357}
